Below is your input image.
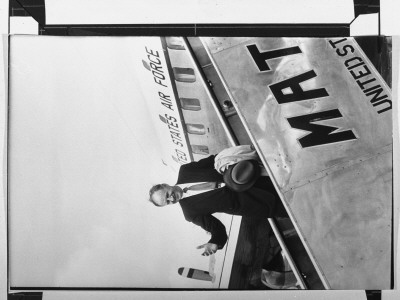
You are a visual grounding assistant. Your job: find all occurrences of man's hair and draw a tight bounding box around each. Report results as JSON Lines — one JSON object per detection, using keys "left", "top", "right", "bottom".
{"left": 148, "top": 184, "right": 167, "bottom": 207}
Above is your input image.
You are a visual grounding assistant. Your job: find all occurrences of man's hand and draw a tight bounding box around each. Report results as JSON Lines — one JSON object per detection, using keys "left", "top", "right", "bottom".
{"left": 197, "top": 243, "right": 218, "bottom": 256}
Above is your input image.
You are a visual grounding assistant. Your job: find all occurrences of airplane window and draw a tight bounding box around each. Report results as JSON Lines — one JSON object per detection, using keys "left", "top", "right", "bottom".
{"left": 191, "top": 145, "right": 209, "bottom": 155}
{"left": 186, "top": 124, "right": 206, "bottom": 135}
{"left": 166, "top": 37, "right": 185, "bottom": 50}
{"left": 180, "top": 98, "right": 201, "bottom": 111}
{"left": 173, "top": 67, "right": 196, "bottom": 83}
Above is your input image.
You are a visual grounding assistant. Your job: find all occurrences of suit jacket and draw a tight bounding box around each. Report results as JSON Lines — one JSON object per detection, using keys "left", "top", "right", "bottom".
{"left": 177, "top": 155, "right": 283, "bottom": 249}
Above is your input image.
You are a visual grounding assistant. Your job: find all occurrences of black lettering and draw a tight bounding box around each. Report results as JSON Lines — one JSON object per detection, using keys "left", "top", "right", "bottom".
{"left": 147, "top": 54, "right": 161, "bottom": 65}
{"left": 350, "top": 65, "right": 371, "bottom": 80}
{"left": 246, "top": 44, "right": 302, "bottom": 72}
{"left": 287, "top": 109, "right": 357, "bottom": 148}
{"left": 269, "top": 70, "right": 329, "bottom": 104}
{"left": 161, "top": 102, "right": 173, "bottom": 110}
{"left": 176, "top": 153, "right": 184, "bottom": 159}
{"left": 152, "top": 70, "right": 165, "bottom": 80}
{"left": 330, "top": 40, "right": 390, "bottom": 115}
{"left": 356, "top": 78, "right": 376, "bottom": 90}
{"left": 159, "top": 92, "right": 171, "bottom": 102}
{"left": 154, "top": 77, "right": 167, "bottom": 87}
{"left": 363, "top": 85, "right": 381, "bottom": 94}
{"left": 365, "top": 87, "right": 388, "bottom": 103}
{"left": 173, "top": 140, "right": 183, "bottom": 147}
{"left": 167, "top": 120, "right": 179, "bottom": 128}
{"left": 328, "top": 38, "right": 347, "bottom": 49}
{"left": 150, "top": 63, "right": 164, "bottom": 73}
{"left": 171, "top": 131, "right": 181, "bottom": 140}
{"left": 145, "top": 47, "right": 159, "bottom": 57}
{"left": 344, "top": 56, "right": 363, "bottom": 70}
{"left": 165, "top": 115, "right": 177, "bottom": 122}
{"left": 347, "top": 61, "right": 364, "bottom": 71}
{"left": 176, "top": 155, "right": 186, "bottom": 163}
{"left": 168, "top": 126, "right": 179, "bottom": 133}
{"left": 372, "top": 99, "right": 392, "bottom": 114}
{"left": 336, "top": 45, "right": 355, "bottom": 57}
{"left": 176, "top": 149, "right": 185, "bottom": 155}
{"left": 175, "top": 149, "right": 188, "bottom": 162}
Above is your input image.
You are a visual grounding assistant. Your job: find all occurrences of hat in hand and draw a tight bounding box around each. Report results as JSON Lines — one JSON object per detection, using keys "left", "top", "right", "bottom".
{"left": 223, "top": 160, "right": 261, "bottom": 192}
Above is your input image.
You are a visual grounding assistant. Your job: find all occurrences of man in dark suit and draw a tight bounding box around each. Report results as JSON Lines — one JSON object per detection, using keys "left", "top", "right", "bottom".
{"left": 149, "top": 154, "right": 287, "bottom": 256}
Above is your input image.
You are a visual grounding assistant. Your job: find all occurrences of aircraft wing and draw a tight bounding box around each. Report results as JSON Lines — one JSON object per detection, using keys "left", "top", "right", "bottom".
{"left": 200, "top": 37, "right": 393, "bottom": 289}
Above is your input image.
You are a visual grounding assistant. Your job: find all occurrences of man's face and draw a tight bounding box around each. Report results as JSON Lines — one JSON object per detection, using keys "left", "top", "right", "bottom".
{"left": 152, "top": 184, "right": 183, "bottom": 207}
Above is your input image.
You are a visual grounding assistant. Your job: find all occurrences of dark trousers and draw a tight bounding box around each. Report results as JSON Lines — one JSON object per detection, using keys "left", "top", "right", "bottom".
{"left": 253, "top": 176, "right": 288, "bottom": 218}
